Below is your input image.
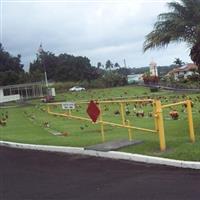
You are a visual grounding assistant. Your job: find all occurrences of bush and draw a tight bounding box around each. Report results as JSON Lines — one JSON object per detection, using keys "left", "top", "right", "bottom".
{"left": 102, "top": 72, "right": 128, "bottom": 88}
{"left": 52, "top": 72, "right": 128, "bottom": 91}
{"left": 88, "top": 79, "right": 106, "bottom": 88}
{"left": 143, "top": 75, "right": 159, "bottom": 85}
{"left": 53, "top": 82, "right": 77, "bottom": 92}
{"left": 150, "top": 87, "right": 159, "bottom": 92}
{"left": 187, "top": 74, "right": 200, "bottom": 82}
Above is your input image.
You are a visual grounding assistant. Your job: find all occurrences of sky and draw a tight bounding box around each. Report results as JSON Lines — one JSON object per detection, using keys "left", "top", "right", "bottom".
{"left": 1, "top": 0, "right": 192, "bottom": 71}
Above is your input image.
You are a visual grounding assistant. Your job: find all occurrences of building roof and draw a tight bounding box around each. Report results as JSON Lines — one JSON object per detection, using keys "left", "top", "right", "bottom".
{"left": 166, "top": 63, "right": 198, "bottom": 76}
{"left": 0, "top": 82, "right": 44, "bottom": 89}
{"left": 173, "top": 63, "right": 198, "bottom": 73}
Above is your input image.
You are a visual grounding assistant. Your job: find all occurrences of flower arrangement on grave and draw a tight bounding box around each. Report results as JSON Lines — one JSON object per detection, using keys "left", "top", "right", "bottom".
{"left": 43, "top": 121, "right": 50, "bottom": 128}
{"left": 62, "top": 131, "right": 69, "bottom": 136}
{"left": 169, "top": 110, "right": 179, "bottom": 120}
{"left": 136, "top": 110, "right": 144, "bottom": 117}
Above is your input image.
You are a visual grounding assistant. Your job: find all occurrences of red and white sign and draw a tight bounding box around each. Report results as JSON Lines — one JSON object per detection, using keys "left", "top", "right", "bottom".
{"left": 87, "top": 100, "right": 100, "bottom": 123}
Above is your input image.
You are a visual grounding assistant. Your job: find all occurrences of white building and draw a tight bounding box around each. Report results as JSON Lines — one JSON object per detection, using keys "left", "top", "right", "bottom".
{"left": 127, "top": 74, "right": 144, "bottom": 83}
{"left": 0, "top": 88, "right": 20, "bottom": 103}
{"left": 0, "top": 82, "right": 45, "bottom": 103}
{"left": 149, "top": 61, "right": 158, "bottom": 77}
{"left": 166, "top": 63, "right": 198, "bottom": 80}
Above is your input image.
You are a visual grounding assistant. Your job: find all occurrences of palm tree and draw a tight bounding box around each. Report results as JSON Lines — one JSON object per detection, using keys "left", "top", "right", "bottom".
{"left": 173, "top": 58, "right": 184, "bottom": 67}
{"left": 143, "top": 0, "right": 200, "bottom": 74}
{"left": 114, "top": 62, "right": 120, "bottom": 69}
{"left": 105, "top": 60, "right": 113, "bottom": 70}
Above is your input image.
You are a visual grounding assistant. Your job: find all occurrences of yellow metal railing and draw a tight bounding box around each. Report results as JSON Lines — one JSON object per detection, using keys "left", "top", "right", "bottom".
{"left": 161, "top": 99, "right": 195, "bottom": 143}
{"left": 47, "top": 99, "right": 195, "bottom": 151}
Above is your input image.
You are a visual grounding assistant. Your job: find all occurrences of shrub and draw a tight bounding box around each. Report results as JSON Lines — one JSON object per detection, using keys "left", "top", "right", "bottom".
{"left": 143, "top": 75, "right": 159, "bottom": 85}
{"left": 53, "top": 82, "right": 78, "bottom": 92}
{"left": 102, "top": 72, "right": 128, "bottom": 88}
{"left": 150, "top": 87, "right": 159, "bottom": 92}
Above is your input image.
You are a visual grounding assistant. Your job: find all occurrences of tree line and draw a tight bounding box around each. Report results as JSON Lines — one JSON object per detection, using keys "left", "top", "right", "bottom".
{"left": 0, "top": 43, "right": 128, "bottom": 87}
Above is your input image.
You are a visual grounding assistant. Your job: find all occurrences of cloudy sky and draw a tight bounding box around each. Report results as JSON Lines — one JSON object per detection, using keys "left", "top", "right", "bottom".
{"left": 1, "top": 0, "right": 192, "bottom": 70}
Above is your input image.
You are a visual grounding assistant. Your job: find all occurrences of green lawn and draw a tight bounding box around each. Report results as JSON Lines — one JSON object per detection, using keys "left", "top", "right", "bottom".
{"left": 0, "top": 85, "right": 200, "bottom": 161}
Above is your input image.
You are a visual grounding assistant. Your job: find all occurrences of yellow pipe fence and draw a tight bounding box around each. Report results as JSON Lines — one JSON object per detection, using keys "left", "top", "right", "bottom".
{"left": 47, "top": 99, "right": 195, "bottom": 151}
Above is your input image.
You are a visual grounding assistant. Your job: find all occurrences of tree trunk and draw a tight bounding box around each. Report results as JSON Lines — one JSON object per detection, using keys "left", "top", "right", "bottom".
{"left": 190, "top": 42, "right": 200, "bottom": 75}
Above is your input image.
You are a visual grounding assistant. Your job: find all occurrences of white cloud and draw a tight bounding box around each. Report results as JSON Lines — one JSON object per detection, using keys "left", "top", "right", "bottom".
{"left": 1, "top": 0, "right": 192, "bottom": 70}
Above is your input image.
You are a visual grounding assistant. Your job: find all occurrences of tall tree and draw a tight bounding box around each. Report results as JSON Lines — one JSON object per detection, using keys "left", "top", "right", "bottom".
{"left": 0, "top": 43, "right": 24, "bottom": 73}
{"left": 114, "top": 62, "right": 120, "bottom": 69}
{"left": 105, "top": 60, "right": 113, "bottom": 70}
{"left": 173, "top": 58, "right": 185, "bottom": 67}
{"left": 0, "top": 43, "right": 25, "bottom": 85}
{"left": 30, "top": 49, "right": 100, "bottom": 82}
{"left": 29, "top": 48, "right": 58, "bottom": 82}
{"left": 97, "top": 62, "right": 102, "bottom": 69}
{"left": 143, "top": 0, "right": 200, "bottom": 74}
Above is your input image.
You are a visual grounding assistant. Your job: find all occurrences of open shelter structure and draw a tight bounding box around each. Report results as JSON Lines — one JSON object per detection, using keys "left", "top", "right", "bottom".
{"left": 0, "top": 82, "right": 45, "bottom": 103}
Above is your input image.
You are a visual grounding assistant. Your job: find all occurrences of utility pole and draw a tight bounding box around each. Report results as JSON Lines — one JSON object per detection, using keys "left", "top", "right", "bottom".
{"left": 38, "top": 43, "right": 48, "bottom": 88}
{"left": 123, "top": 59, "right": 127, "bottom": 68}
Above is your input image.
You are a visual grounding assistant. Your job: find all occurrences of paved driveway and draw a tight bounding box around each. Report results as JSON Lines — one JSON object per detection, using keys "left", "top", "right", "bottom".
{"left": 1, "top": 146, "right": 200, "bottom": 200}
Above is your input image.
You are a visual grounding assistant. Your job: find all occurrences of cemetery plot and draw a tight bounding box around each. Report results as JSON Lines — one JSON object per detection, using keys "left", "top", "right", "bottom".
{"left": 47, "top": 96, "right": 197, "bottom": 151}
{"left": 0, "top": 87, "right": 200, "bottom": 160}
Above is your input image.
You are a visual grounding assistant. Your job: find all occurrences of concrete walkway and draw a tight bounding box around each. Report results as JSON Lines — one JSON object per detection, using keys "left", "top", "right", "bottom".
{"left": 85, "top": 139, "right": 143, "bottom": 151}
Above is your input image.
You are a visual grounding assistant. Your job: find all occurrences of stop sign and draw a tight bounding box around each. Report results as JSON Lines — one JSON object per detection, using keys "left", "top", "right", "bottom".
{"left": 87, "top": 100, "right": 100, "bottom": 123}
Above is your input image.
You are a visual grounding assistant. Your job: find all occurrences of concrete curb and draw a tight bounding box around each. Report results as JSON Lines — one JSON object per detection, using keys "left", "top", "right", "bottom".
{"left": 1, "top": 141, "right": 200, "bottom": 170}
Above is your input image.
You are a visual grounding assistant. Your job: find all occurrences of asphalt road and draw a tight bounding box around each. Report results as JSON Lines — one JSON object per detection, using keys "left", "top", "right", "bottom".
{"left": 1, "top": 146, "right": 200, "bottom": 200}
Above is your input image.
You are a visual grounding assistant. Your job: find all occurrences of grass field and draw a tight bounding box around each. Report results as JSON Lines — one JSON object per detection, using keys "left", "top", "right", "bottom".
{"left": 0, "top": 85, "right": 200, "bottom": 161}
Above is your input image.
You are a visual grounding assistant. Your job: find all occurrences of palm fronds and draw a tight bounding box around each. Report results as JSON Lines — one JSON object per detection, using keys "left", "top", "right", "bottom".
{"left": 143, "top": 0, "right": 200, "bottom": 52}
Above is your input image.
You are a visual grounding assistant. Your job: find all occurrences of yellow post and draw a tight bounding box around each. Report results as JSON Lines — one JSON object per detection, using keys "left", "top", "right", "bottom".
{"left": 153, "top": 100, "right": 158, "bottom": 132}
{"left": 186, "top": 100, "right": 195, "bottom": 143}
{"left": 68, "top": 109, "right": 71, "bottom": 116}
{"left": 99, "top": 104, "right": 105, "bottom": 142}
{"left": 127, "top": 120, "right": 133, "bottom": 141}
{"left": 155, "top": 100, "right": 166, "bottom": 151}
{"left": 120, "top": 102, "right": 125, "bottom": 126}
{"left": 47, "top": 106, "right": 50, "bottom": 113}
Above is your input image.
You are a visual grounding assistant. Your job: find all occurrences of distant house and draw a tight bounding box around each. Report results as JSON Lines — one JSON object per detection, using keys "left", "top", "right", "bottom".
{"left": 127, "top": 74, "right": 144, "bottom": 84}
{"left": 166, "top": 63, "right": 198, "bottom": 80}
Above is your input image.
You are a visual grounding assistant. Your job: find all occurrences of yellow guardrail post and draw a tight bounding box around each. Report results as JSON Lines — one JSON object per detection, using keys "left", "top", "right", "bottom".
{"left": 99, "top": 104, "right": 105, "bottom": 142}
{"left": 120, "top": 102, "right": 125, "bottom": 126}
{"left": 47, "top": 106, "right": 50, "bottom": 113}
{"left": 68, "top": 109, "right": 71, "bottom": 116}
{"left": 186, "top": 100, "right": 195, "bottom": 143}
{"left": 127, "top": 120, "right": 133, "bottom": 141}
{"left": 155, "top": 100, "right": 166, "bottom": 151}
{"left": 153, "top": 100, "right": 158, "bottom": 132}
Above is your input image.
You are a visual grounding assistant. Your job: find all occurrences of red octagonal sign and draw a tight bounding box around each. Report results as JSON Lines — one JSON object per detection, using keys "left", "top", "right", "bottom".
{"left": 87, "top": 100, "right": 100, "bottom": 123}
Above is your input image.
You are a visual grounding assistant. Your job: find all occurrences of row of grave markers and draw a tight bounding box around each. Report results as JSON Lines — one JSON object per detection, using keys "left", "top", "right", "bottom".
{"left": 48, "top": 98, "right": 196, "bottom": 151}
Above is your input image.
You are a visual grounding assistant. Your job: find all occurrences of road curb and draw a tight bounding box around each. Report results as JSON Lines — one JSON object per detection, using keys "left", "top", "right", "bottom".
{"left": 1, "top": 141, "right": 200, "bottom": 170}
